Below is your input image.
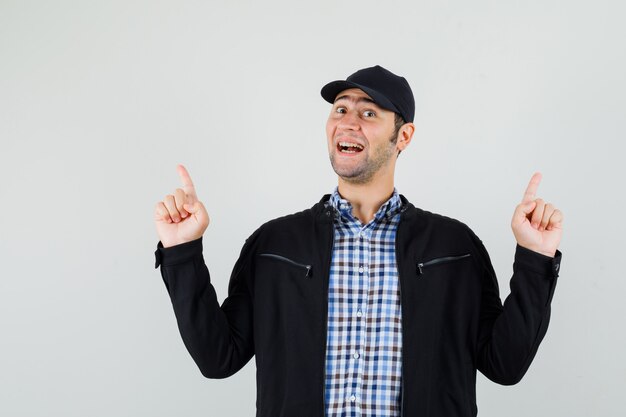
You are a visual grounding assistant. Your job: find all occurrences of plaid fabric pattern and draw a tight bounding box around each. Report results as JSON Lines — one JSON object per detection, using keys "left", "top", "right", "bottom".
{"left": 324, "top": 187, "right": 403, "bottom": 417}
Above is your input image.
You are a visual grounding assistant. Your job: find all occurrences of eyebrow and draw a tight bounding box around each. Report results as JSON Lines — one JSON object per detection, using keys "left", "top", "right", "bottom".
{"left": 333, "top": 95, "right": 377, "bottom": 106}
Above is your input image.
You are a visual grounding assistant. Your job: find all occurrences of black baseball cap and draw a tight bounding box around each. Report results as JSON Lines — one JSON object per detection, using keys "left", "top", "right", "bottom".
{"left": 321, "top": 65, "right": 415, "bottom": 123}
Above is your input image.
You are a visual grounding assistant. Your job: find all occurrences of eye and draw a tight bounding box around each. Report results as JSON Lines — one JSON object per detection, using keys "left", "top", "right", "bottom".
{"left": 335, "top": 106, "right": 347, "bottom": 114}
{"left": 363, "top": 110, "right": 376, "bottom": 117}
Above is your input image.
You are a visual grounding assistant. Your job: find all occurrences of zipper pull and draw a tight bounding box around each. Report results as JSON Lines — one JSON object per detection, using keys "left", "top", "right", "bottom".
{"left": 417, "top": 263, "right": 424, "bottom": 275}
{"left": 305, "top": 265, "right": 312, "bottom": 278}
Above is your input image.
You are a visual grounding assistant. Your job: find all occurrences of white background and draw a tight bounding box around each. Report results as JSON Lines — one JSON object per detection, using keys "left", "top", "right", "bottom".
{"left": 1, "top": 0, "right": 624, "bottom": 415}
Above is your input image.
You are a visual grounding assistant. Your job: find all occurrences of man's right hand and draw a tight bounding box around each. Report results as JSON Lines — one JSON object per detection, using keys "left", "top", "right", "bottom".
{"left": 154, "top": 164, "right": 210, "bottom": 248}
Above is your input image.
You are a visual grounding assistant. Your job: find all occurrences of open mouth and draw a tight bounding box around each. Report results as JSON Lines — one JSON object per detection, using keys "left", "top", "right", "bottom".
{"left": 337, "top": 141, "right": 364, "bottom": 154}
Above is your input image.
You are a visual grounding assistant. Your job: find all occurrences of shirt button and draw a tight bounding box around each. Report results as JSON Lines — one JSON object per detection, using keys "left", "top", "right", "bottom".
{"left": 358, "top": 266, "right": 364, "bottom": 274}
{"left": 350, "top": 395, "right": 356, "bottom": 402}
{"left": 356, "top": 310, "right": 363, "bottom": 317}
{"left": 353, "top": 352, "right": 360, "bottom": 359}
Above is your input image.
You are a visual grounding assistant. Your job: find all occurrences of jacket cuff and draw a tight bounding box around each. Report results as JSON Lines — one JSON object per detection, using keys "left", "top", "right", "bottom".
{"left": 154, "top": 237, "right": 203, "bottom": 268}
{"left": 514, "top": 244, "right": 562, "bottom": 278}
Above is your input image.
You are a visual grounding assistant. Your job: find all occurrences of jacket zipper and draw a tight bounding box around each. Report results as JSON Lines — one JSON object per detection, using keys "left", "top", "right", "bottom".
{"left": 397, "top": 206, "right": 407, "bottom": 417}
{"left": 258, "top": 253, "right": 312, "bottom": 277}
{"left": 322, "top": 208, "right": 335, "bottom": 416}
{"left": 416, "top": 253, "right": 471, "bottom": 275}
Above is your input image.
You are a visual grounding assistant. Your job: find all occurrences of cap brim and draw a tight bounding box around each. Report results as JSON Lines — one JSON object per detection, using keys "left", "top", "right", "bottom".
{"left": 320, "top": 80, "right": 400, "bottom": 115}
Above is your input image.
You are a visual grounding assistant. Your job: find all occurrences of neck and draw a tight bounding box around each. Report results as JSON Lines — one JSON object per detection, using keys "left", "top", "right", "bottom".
{"left": 337, "top": 170, "right": 395, "bottom": 224}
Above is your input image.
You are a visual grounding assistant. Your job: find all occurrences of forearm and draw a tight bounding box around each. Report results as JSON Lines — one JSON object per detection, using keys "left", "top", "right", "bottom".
{"left": 155, "top": 237, "right": 254, "bottom": 378}
{"left": 477, "top": 244, "right": 561, "bottom": 385}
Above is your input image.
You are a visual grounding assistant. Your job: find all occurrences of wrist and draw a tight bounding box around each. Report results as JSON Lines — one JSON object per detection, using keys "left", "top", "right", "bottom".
{"left": 518, "top": 244, "right": 556, "bottom": 258}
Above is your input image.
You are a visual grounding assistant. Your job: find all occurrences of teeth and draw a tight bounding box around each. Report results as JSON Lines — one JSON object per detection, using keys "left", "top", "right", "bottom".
{"left": 339, "top": 142, "right": 363, "bottom": 150}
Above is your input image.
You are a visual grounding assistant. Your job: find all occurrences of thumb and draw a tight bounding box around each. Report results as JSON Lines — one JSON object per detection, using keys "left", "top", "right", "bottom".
{"left": 513, "top": 200, "right": 536, "bottom": 226}
{"left": 183, "top": 200, "right": 210, "bottom": 239}
{"left": 521, "top": 200, "right": 537, "bottom": 215}
{"left": 183, "top": 201, "right": 210, "bottom": 226}
{"left": 184, "top": 201, "right": 202, "bottom": 214}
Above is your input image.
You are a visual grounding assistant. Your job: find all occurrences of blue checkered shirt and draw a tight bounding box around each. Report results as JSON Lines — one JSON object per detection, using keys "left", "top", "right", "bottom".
{"left": 324, "top": 187, "right": 404, "bottom": 417}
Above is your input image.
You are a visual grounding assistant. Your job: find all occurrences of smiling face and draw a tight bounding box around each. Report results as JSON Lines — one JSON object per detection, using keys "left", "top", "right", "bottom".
{"left": 326, "top": 88, "right": 401, "bottom": 184}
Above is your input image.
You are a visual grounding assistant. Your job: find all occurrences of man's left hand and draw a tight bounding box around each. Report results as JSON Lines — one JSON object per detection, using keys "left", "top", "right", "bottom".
{"left": 511, "top": 172, "right": 563, "bottom": 258}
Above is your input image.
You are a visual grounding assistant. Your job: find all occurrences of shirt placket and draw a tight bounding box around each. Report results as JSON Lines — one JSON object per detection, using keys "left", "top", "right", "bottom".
{"left": 361, "top": 225, "right": 375, "bottom": 415}
{"left": 346, "top": 221, "right": 360, "bottom": 417}
{"left": 348, "top": 223, "right": 371, "bottom": 415}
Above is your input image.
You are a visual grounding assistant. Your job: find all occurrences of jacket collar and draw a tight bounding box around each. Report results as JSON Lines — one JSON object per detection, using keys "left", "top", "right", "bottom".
{"left": 327, "top": 187, "right": 403, "bottom": 224}
{"left": 313, "top": 193, "right": 416, "bottom": 221}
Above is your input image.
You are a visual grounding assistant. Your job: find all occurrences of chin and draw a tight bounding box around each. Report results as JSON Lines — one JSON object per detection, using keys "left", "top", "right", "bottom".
{"left": 332, "top": 165, "right": 371, "bottom": 183}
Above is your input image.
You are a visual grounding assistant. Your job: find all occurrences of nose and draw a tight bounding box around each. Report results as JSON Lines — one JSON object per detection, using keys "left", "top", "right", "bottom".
{"left": 337, "top": 110, "right": 360, "bottom": 131}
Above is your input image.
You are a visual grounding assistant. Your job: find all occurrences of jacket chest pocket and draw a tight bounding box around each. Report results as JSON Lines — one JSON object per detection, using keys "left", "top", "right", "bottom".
{"left": 258, "top": 253, "right": 313, "bottom": 278}
{"left": 417, "top": 253, "right": 471, "bottom": 275}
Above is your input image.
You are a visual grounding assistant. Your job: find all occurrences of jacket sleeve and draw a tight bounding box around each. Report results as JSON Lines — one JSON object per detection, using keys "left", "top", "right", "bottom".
{"left": 468, "top": 229, "right": 562, "bottom": 385}
{"left": 154, "top": 231, "right": 259, "bottom": 379}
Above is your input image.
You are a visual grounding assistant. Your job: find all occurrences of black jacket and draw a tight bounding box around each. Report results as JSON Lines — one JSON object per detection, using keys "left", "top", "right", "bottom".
{"left": 154, "top": 194, "right": 562, "bottom": 417}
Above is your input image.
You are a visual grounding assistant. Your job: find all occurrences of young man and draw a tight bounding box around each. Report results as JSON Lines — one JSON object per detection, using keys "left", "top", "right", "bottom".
{"left": 154, "top": 65, "right": 563, "bottom": 417}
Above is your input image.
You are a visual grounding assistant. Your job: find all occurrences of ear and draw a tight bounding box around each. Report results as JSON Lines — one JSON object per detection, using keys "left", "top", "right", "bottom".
{"left": 396, "top": 122, "right": 415, "bottom": 152}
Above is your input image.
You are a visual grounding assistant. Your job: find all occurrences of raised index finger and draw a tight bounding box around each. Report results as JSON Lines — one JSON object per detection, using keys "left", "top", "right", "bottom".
{"left": 522, "top": 172, "right": 542, "bottom": 203}
{"left": 177, "top": 164, "right": 198, "bottom": 201}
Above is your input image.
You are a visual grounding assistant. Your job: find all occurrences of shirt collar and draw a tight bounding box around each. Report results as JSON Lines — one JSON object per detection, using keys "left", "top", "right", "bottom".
{"left": 327, "top": 186, "right": 403, "bottom": 225}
